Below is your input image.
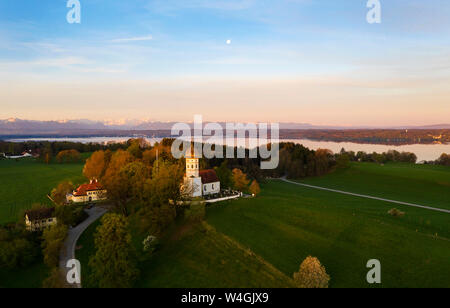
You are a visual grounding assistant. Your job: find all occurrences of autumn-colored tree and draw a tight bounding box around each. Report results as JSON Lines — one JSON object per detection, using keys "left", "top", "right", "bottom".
{"left": 51, "top": 181, "right": 74, "bottom": 205}
{"left": 83, "top": 150, "right": 107, "bottom": 180}
{"left": 232, "top": 168, "right": 250, "bottom": 192}
{"left": 127, "top": 140, "right": 143, "bottom": 159}
{"left": 293, "top": 256, "right": 330, "bottom": 288}
{"left": 42, "top": 147, "right": 52, "bottom": 164}
{"left": 100, "top": 150, "right": 135, "bottom": 215}
{"left": 89, "top": 214, "right": 139, "bottom": 288}
{"left": 314, "top": 149, "right": 333, "bottom": 176}
{"left": 56, "top": 149, "right": 81, "bottom": 163}
{"left": 42, "top": 224, "right": 68, "bottom": 268}
{"left": 142, "top": 144, "right": 172, "bottom": 166}
{"left": 249, "top": 180, "right": 261, "bottom": 196}
{"left": 119, "top": 161, "right": 151, "bottom": 203}
{"left": 143, "top": 159, "right": 185, "bottom": 207}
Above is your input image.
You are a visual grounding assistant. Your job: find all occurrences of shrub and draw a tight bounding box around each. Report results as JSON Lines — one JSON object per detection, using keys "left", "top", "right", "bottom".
{"left": 388, "top": 208, "right": 405, "bottom": 218}
{"left": 42, "top": 267, "right": 68, "bottom": 288}
{"left": 42, "top": 224, "right": 68, "bottom": 268}
{"left": 293, "top": 256, "right": 330, "bottom": 288}
{"left": 143, "top": 235, "right": 160, "bottom": 254}
{"left": 249, "top": 180, "right": 261, "bottom": 196}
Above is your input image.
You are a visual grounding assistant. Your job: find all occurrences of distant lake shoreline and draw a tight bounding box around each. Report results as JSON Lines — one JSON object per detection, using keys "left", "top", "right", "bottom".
{"left": 4, "top": 136, "right": 450, "bottom": 162}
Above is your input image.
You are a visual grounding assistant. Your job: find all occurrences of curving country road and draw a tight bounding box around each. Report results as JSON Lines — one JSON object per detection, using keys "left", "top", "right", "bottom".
{"left": 281, "top": 178, "right": 450, "bottom": 214}
{"left": 59, "top": 206, "right": 107, "bottom": 288}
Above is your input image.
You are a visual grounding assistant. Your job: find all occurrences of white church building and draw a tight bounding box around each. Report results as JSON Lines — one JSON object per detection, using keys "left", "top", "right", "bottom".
{"left": 184, "top": 154, "right": 220, "bottom": 198}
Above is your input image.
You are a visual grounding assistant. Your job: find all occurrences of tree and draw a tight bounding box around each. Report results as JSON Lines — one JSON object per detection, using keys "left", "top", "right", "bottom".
{"left": 55, "top": 205, "right": 87, "bottom": 227}
{"left": 336, "top": 154, "right": 351, "bottom": 169}
{"left": 232, "top": 168, "right": 250, "bottom": 192}
{"left": 233, "top": 168, "right": 250, "bottom": 191}
{"left": 142, "top": 144, "right": 173, "bottom": 166}
{"left": 136, "top": 204, "right": 177, "bottom": 236}
{"left": 437, "top": 153, "right": 450, "bottom": 166}
{"left": 56, "top": 149, "right": 81, "bottom": 163}
{"left": 127, "top": 141, "right": 143, "bottom": 159}
{"left": 42, "top": 146, "right": 53, "bottom": 164}
{"left": 293, "top": 256, "right": 330, "bottom": 288}
{"left": 51, "top": 181, "right": 74, "bottom": 205}
{"left": 143, "top": 159, "right": 185, "bottom": 207}
{"left": 42, "top": 224, "right": 68, "bottom": 268}
{"left": 89, "top": 214, "right": 139, "bottom": 288}
{"left": 0, "top": 235, "right": 39, "bottom": 269}
{"left": 83, "top": 150, "right": 107, "bottom": 180}
{"left": 102, "top": 150, "right": 135, "bottom": 215}
{"left": 42, "top": 267, "right": 68, "bottom": 288}
{"left": 314, "top": 149, "right": 333, "bottom": 176}
{"left": 249, "top": 180, "right": 261, "bottom": 196}
{"left": 214, "top": 161, "right": 234, "bottom": 189}
{"left": 119, "top": 161, "right": 151, "bottom": 203}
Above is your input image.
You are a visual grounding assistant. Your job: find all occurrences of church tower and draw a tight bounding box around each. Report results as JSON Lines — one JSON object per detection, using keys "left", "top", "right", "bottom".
{"left": 186, "top": 153, "right": 199, "bottom": 178}
{"left": 184, "top": 148, "right": 202, "bottom": 198}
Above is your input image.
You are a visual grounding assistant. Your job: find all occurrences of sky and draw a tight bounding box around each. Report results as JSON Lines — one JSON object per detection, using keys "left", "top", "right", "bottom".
{"left": 0, "top": 0, "right": 449, "bottom": 126}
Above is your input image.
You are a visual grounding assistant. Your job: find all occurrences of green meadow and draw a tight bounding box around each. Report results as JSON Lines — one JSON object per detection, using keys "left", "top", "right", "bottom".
{"left": 3, "top": 158, "right": 449, "bottom": 288}
{"left": 77, "top": 162, "right": 450, "bottom": 288}
{"left": 0, "top": 158, "right": 87, "bottom": 225}
{"left": 206, "top": 179, "right": 450, "bottom": 288}
{"left": 298, "top": 162, "right": 450, "bottom": 211}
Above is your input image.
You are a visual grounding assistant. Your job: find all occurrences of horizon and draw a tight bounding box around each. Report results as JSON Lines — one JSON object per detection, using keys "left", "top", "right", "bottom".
{"left": 1, "top": 1, "right": 450, "bottom": 125}
{"left": 2, "top": 117, "right": 450, "bottom": 129}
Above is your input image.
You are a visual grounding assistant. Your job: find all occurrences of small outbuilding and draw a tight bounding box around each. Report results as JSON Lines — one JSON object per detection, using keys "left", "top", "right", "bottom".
{"left": 25, "top": 207, "right": 57, "bottom": 232}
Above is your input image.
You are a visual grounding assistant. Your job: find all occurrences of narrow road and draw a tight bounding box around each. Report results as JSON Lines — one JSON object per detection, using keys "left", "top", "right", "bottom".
{"left": 59, "top": 206, "right": 107, "bottom": 288}
{"left": 281, "top": 178, "right": 450, "bottom": 214}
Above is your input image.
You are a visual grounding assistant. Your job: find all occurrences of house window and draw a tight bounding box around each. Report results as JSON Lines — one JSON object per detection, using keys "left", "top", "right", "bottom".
{"left": 212, "top": 184, "right": 214, "bottom": 190}
{"left": 204, "top": 185, "right": 207, "bottom": 191}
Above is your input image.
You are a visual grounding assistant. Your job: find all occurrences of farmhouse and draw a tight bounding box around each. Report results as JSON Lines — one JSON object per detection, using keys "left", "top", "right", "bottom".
{"left": 25, "top": 207, "right": 57, "bottom": 232}
{"left": 184, "top": 153, "right": 220, "bottom": 198}
{"left": 67, "top": 179, "right": 107, "bottom": 203}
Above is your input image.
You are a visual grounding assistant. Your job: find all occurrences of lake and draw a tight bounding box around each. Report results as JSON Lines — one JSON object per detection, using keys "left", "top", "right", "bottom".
{"left": 6, "top": 137, "right": 450, "bottom": 162}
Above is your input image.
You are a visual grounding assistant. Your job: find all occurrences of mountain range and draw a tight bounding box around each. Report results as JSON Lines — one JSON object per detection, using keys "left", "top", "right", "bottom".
{"left": 1, "top": 118, "right": 450, "bottom": 136}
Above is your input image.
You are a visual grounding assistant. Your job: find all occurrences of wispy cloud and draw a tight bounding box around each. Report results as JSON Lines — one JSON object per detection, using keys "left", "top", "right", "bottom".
{"left": 110, "top": 35, "right": 153, "bottom": 43}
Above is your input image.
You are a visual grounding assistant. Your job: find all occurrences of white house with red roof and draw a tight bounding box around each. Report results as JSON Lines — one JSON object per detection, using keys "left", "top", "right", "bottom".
{"left": 66, "top": 179, "right": 107, "bottom": 203}
{"left": 184, "top": 153, "right": 220, "bottom": 198}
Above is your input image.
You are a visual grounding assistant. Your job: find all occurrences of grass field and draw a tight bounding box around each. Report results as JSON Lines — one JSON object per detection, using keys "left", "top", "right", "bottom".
{"left": 298, "top": 162, "right": 450, "bottom": 211}
{"left": 0, "top": 156, "right": 89, "bottom": 288}
{"left": 206, "top": 165, "right": 450, "bottom": 287}
{"left": 0, "top": 158, "right": 87, "bottom": 224}
{"left": 52, "top": 162, "right": 450, "bottom": 288}
{"left": 77, "top": 218, "right": 295, "bottom": 288}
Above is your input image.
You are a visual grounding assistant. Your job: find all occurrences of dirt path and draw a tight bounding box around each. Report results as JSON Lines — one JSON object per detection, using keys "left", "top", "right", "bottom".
{"left": 281, "top": 178, "right": 450, "bottom": 214}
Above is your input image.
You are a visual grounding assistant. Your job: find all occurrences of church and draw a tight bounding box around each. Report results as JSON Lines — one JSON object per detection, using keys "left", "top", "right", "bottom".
{"left": 184, "top": 153, "right": 220, "bottom": 198}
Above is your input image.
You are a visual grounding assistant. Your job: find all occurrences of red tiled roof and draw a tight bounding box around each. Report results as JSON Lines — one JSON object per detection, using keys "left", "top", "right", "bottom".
{"left": 73, "top": 180, "right": 104, "bottom": 197}
{"left": 199, "top": 169, "right": 219, "bottom": 184}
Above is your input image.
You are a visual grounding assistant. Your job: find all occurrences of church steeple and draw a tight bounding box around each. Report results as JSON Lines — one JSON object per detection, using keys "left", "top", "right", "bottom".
{"left": 186, "top": 146, "right": 199, "bottom": 178}
{"left": 186, "top": 156, "right": 199, "bottom": 178}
